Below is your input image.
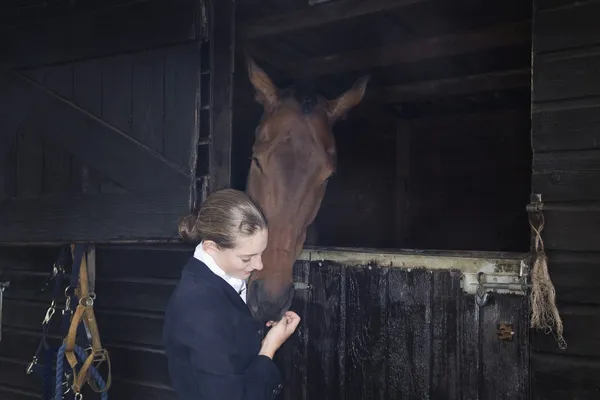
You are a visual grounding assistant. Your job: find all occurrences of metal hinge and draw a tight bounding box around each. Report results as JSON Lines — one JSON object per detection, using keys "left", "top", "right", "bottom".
{"left": 461, "top": 259, "right": 530, "bottom": 307}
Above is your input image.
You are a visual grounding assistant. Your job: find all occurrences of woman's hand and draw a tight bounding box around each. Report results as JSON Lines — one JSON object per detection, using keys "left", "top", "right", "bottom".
{"left": 258, "top": 311, "right": 301, "bottom": 359}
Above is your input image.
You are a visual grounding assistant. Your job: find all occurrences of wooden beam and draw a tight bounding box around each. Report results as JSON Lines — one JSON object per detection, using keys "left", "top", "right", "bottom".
{"left": 406, "top": 109, "right": 529, "bottom": 132}
{"left": 0, "top": 187, "right": 189, "bottom": 244}
{"left": 1, "top": 72, "right": 190, "bottom": 192}
{"left": 369, "top": 68, "right": 530, "bottom": 104}
{"left": 285, "top": 20, "right": 531, "bottom": 78}
{"left": 209, "top": 0, "right": 235, "bottom": 192}
{"left": 240, "top": 0, "right": 426, "bottom": 40}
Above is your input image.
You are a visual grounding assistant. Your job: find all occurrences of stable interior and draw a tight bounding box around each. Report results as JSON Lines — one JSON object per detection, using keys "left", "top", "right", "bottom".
{"left": 231, "top": 0, "right": 533, "bottom": 253}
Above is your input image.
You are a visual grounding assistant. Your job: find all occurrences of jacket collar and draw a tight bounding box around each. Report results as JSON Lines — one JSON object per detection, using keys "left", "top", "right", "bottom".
{"left": 193, "top": 242, "right": 247, "bottom": 303}
{"left": 184, "top": 256, "right": 253, "bottom": 318}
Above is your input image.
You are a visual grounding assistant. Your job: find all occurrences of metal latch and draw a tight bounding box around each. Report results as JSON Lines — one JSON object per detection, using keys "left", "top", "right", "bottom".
{"left": 461, "top": 259, "right": 530, "bottom": 306}
{"left": 496, "top": 323, "right": 514, "bottom": 341}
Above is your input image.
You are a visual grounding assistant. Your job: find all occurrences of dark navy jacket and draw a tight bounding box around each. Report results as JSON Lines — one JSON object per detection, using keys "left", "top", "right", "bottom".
{"left": 163, "top": 256, "right": 283, "bottom": 400}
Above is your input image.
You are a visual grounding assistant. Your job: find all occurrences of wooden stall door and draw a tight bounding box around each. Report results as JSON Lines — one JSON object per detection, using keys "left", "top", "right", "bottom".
{"left": 0, "top": 0, "right": 216, "bottom": 245}
{"left": 274, "top": 249, "right": 530, "bottom": 400}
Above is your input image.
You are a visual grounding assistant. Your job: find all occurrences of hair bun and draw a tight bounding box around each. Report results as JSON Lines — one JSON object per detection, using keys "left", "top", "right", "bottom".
{"left": 178, "top": 213, "right": 201, "bottom": 243}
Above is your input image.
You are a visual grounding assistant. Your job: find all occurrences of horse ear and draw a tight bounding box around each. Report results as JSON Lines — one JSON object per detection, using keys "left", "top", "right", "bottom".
{"left": 247, "top": 57, "right": 279, "bottom": 112}
{"left": 325, "top": 75, "right": 370, "bottom": 124}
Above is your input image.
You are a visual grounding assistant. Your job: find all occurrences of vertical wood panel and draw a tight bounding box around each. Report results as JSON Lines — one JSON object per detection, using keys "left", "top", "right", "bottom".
{"left": 345, "top": 265, "right": 388, "bottom": 399}
{"left": 43, "top": 64, "right": 74, "bottom": 195}
{"left": 431, "top": 270, "right": 462, "bottom": 399}
{"left": 100, "top": 53, "right": 133, "bottom": 193}
{"left": 480, "top": 295, "right": 530, "bottom": 399}
{"left": 306, "top": 261, "right": 345, "bottom": 400}
{"left": 131, "top": 50, "right": 165, "bottom": 154}
{"left": 386, "top": 268, "right": 432, "bottom": 399}
{"left": 102, "top": 54, "right": 133, "bottom": 136}
{"left": 276, "top": 261, "right": 310, "bottom": 400}
{"left": 164, "top": 43, "right": 200, "bottom": 170}
{"left": 459, "top": 295, "right": 481, "bottom": 400}
{"left": 73, "top": 58, "right": 104, "bottom": 194}
{"left": 209, "top": 0, "right": 235, "bottom": 192}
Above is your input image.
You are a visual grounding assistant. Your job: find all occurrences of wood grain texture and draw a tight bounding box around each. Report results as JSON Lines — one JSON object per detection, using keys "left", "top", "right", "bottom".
{"left": 0, "top": 188, "right": 189, "bottom": 243}
{"left": 534, "top": 1, "right": 600, "bottom": 53}
{"left": 531, "top": 352, "right": 600, "bottom": 400}
{"left": 532, "top": 102, "right": 600, "bottom": 152}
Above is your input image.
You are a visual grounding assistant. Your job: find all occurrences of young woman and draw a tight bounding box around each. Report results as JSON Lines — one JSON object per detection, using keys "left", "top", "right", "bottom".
{"left": 163, "top": 189, "right": 301, "bottom": 400}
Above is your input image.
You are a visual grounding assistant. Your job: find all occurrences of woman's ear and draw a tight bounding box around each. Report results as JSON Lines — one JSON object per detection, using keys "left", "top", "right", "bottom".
{"left": 202, "top": 240, "right": 220, "bottom": 257}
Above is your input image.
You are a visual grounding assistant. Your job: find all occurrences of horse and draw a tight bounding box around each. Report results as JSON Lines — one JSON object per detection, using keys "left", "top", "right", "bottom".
{"left": 244, "top": 58, "right": 369, "bottom": 323}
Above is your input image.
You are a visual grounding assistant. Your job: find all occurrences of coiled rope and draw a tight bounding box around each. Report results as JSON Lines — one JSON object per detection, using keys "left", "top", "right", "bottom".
{"left": 55, "top": 342, "right": 108, "bottom": 400}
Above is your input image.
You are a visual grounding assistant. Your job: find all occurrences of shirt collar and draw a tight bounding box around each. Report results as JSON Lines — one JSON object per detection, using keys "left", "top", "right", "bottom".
{"left": 193, "top": 242, "right": 247, "bottom": 303}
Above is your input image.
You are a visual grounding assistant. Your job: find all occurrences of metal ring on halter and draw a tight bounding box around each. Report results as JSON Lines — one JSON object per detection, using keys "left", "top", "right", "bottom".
{"left": 75, "top": 393, "right": 83, "bottom": 400}
{"left": 79, "top": 295, "right": 94, "bottom": 307}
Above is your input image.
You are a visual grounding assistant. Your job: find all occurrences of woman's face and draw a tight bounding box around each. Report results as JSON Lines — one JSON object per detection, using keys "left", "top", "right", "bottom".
{"left": 204, "top": 228, "right": 268, "bottom": 280}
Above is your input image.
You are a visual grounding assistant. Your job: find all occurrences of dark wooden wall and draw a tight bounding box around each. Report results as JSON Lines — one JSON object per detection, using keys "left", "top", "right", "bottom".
{"left": 0, "top": 246, "right": 530, "bottom": 400}
{"left": 530, "top": 0, "right": 600, "bottom": 398}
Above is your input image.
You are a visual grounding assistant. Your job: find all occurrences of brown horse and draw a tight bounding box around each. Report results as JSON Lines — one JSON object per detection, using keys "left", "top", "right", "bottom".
{"left": 244, "top": 58, "right": 369, "bottom": 323}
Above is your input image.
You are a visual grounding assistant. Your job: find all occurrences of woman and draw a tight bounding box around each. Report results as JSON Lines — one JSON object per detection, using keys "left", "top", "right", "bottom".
{"left": 163, "top": 189, "right": 301, "bottom": 400}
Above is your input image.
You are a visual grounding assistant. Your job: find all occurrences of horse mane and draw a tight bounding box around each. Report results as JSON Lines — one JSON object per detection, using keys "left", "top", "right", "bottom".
{"left": 279, "top": 80, "right": 319, "bottom": 114}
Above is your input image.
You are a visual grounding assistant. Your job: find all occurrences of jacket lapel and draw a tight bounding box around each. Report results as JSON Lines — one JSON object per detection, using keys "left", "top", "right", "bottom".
{"left": 185, "top": 257, "right": 253, "bottom": 317}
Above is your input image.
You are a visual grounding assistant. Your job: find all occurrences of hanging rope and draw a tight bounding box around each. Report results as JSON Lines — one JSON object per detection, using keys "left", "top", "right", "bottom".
{"left": 528, "top": 209, "right": 567, "bottom": 350}
{"left": 55, "top": 342, "right": 108, "bottom": 400}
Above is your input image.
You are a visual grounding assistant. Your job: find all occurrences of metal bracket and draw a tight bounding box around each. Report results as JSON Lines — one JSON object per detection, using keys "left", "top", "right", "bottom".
{"left": 461, "top": 259, "right": 530, "bottom": 307}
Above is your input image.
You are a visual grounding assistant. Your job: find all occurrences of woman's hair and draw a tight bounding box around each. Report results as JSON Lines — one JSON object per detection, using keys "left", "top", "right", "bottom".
{"left": 178, "top": 189, "right": 267, "bottom": 248}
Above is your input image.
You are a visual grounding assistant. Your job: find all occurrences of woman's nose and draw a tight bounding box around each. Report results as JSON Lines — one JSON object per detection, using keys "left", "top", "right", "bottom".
{"left": 253, "top": 256, "right": 263, "bottom": 271}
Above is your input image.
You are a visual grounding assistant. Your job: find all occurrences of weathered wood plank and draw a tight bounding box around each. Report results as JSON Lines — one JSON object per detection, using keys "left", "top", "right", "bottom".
{"left": 431, "top": 270, "right": 462, "bottom": 399}
{"left": 285, "top": 20, "right": 531, "bottom": 78}
{"left": 0, "top": 358, "right": 42, "bottom": 397}
{"left": 95, "top": 246, "right": 191, "bottom": 280}
{"left": 534, "top": 149, "right": 600, "bottom": 171}
{"left": 531, "top": 352, "right": 600, "bottom": 400}
{"left": 534, "top": 1, "right": 600, "bottom": 53}
{"left": 307, "top": 261, "right": 345, "bottom": 400}
{"left": 240, "top": 0, "right": 426, "bottom": 39}
{"left": 532, "top": 171, "right": 600, "bottom": 202}
{"left": 480, "top": 294, "right": 529, "bottom": 399}
{"left": 459, "top": 295, "right": 480, "bottom": 400}
{"left": 164, "top": 43, "right": 200, "bottom": 170}
{"left": 132, "top": 49, "right": 165, "bottom": 154}
{"left": 371, "top": 68, "right": 530, "bottom": 104}
{"left": 542, "top": 208, "right": 600, "bottom": 251}
{"left": 3, "top": 300, "right": 165, "bottom": 347}
{"left": 0, "top": 188, "right": 189, "bottom": 243}
{"left": 532, "top": 304, "right": 600, "bottom": 357}
{"left": 209, "top": 0, "right": 234, "bottom": 192}
{"left": 386, "top": 268, "right": 432, "bottom": 398}
{"left": 1, "top": 0, "right": 198, "bottom": 69}
{"left": 533, "top": 52, "right": 600, "bottom": 102}
{"left": 532, "top": 101, "right": 600, "bottom": 151}
{"left": 8, "top": 72, "right": 190, "bottom": 192}
{"left": 544, "top": 250, "right": 600, "bottom": 305}
{"left": 345, "top": 265, "right": 387, "bottom": 399}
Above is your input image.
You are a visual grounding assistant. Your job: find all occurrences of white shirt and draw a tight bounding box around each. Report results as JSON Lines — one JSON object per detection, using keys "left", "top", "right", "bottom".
{"left": 194, "top": 242, "right": 247, "bottom": 303}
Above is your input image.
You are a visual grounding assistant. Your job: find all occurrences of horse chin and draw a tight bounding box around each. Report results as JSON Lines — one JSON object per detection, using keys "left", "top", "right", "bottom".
{"left": 247, "top": 279, "right": 295, "bottom": 323}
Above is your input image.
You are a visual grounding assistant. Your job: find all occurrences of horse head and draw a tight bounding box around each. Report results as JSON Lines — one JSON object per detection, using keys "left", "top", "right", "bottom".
{"left": 244, "top": 58, "right": 369, "bottom": 323}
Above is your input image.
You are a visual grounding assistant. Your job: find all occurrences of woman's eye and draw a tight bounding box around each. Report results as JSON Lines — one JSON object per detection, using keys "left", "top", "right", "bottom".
{"left": 241, "top": 258, "right": 251, "bottom": 263}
